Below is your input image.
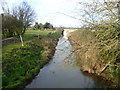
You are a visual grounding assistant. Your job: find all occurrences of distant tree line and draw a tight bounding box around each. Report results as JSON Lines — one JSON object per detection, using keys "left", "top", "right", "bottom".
{"left": 33, "top": 22, "right": 54, "bottom": 30}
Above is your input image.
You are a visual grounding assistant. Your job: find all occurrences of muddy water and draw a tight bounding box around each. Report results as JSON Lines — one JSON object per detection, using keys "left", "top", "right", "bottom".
{"left": 25, "top": 31, "right": 106, "bottom": 88}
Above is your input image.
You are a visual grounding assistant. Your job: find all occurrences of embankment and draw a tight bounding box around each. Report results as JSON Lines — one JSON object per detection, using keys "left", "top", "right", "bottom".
{"left": 2, "top": 32, "right": 61, "bottom": 89}
{"left": 68, "top": 29, "right": 120, "bottom": 88}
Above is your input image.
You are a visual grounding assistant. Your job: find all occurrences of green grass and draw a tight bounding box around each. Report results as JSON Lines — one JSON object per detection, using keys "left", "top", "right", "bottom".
{"left": 25, "top": 30, "right": 53, "bottom": 36}
{"left": 13, "top": 30, "right": 53, "bottom": 40}
{"left": 2, "top": 40, "right": 32, "bottom": 54}
{"left": 2, "top": 30, "right": 61, "bottom": 89}
{"left": 2, "top": 40, "right": 44, "bottom": 88}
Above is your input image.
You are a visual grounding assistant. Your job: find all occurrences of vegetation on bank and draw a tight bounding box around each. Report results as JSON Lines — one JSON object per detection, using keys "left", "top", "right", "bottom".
{"left": 68, "top": 0, "right": 119, "bottom": 87}
{"left": 69, "top": 25, "right": 120, "bottom": 87}
{"left": 2, "top": 30, "right": 61, "bottom": 89}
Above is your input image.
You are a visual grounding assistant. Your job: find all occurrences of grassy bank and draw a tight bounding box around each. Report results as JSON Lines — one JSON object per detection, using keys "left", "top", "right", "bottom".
{"left": 68, "top": 27, "right": 120, "bottom": 87}
{"left": 2, "top": 30, "right": 61, "bottom": 89}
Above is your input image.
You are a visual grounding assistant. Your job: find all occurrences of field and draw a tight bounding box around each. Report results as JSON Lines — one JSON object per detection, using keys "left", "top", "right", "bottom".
{"left": 2, "top": 30, "right": 53, "bottom": 53}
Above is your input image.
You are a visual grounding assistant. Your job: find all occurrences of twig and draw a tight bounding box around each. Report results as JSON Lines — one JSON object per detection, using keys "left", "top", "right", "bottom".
{"left": 99, "top": 61, "right": 111, "bottom": 74}
{"left": 69, "top": 36, "right": 81, "bottom": 46}
{"left": 72, "top": 48, "right": 81, "bottom": 52}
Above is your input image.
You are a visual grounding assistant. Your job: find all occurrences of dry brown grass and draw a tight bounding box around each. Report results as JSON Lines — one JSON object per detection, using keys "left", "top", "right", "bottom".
{"left": 69, "top": 29, "right": 103, "bottom": 73}
{"left": 68, "top": 24, "right": 120, "bottom": 87}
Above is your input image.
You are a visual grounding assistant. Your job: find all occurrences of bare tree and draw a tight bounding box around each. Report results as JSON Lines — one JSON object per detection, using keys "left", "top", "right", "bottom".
{"left": 12, "top": 1, "right": 36, "bottom": 35}
{"left": 1, "top": 1, "right": 36, "bottom": 46}
{"left": 76, "top": 0, "right": 119, "bottom": 28}
{"left": 12, "top": 1, "right": 36, "bottom": 46}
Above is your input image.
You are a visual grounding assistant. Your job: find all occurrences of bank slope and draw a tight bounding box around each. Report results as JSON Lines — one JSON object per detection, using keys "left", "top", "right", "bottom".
{"left": 68, "top": 28, "right": 120, "bottom": 88}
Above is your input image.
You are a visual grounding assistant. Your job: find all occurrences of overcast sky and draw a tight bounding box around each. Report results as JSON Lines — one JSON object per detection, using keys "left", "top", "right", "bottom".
{"left": 0, "top": 0, "right": 85, "bottom": 27}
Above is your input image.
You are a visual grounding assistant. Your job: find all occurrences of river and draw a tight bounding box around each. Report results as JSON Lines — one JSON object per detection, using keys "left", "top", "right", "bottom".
{"left": 25, "top": 30, "right": 107, "bottom": 88}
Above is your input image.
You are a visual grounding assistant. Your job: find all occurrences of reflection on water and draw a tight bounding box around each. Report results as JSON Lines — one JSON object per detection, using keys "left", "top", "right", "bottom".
{"left": 25, "top": 31, "right": 107, "bottom": 88}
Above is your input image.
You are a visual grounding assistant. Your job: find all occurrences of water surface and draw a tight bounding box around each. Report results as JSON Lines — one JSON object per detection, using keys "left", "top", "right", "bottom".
{"left": 25, "top": 31, "right": 106, "bottom": 88}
